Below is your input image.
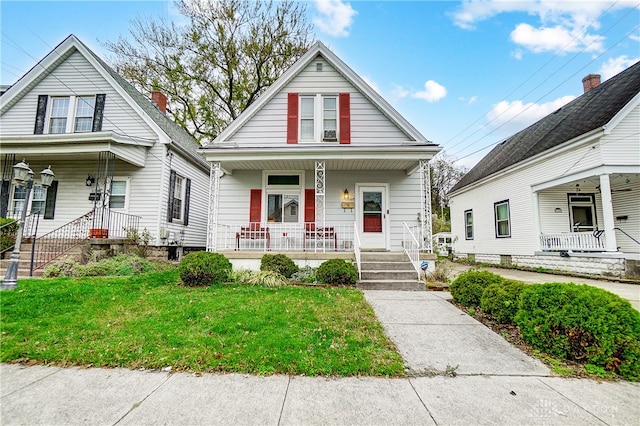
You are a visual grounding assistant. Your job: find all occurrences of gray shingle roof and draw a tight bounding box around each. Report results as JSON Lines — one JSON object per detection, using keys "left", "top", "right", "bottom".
{"left": 451, "top": 61, "right": 640, "bottom": 193}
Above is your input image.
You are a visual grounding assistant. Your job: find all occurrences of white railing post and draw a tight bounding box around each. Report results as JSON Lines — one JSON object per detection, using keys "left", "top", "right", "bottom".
{"left": 402, "top": 222, "right": 422, "bottom": 279}
{"left": 315, "top": 161, "right": 326, "bottom": 253}
{"left": 207, "top": 162, "right": 222, "bottom": 252}
{"left": 353, "top": 222, "right": 361, "bottom": 280}
{"left": 419, "top": 159, "right": 432, "bottom": 252}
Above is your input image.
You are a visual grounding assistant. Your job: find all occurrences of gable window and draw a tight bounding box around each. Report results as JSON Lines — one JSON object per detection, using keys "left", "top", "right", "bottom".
{"left": 287, "top": 92, "right": 350, "bottom": 144}
{"left": 74, "top": 96, "right": 96, "bottom": 132}
{"left": 264, "top": 172, "right": 303, "bottom": 223}
{"left": 464, "top": 209, "right": 473, "bottom": 240}
{"left": 167, "top": 171, "right": 191, "bottom": 225}
{"left": 49, "top": 97, "right": 70, "bottom": 134}
{"left": 34, "top": 94, "right": 105, "bottom": 135}
{"left": 494, "top": 200, "right": 511, "bottom": 238}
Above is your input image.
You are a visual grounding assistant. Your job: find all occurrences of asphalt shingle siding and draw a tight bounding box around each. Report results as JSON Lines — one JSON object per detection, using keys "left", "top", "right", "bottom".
{"left": 451, "top": 61, "right": 640, "bottom": 193}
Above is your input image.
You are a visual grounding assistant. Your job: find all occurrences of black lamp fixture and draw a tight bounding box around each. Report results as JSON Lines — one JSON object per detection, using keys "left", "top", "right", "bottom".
{"left": 343, "top": 188, "right": 349, "bottom": 201}
{"left": 86, "top": 174, "right": 95, "bottom": 186}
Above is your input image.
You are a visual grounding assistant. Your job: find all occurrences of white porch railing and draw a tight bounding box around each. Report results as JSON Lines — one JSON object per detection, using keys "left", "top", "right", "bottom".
{"left": 212, "top": 222, "right": 355, "bottom": 252}
{"left": 540, "top": 231, "right": 606, "bottom": 252}
{"left": 402, "top": 222, "right": 421, "bottom": 279}
{"left": 353, "top": 222, "right": 361, "bottom": 280}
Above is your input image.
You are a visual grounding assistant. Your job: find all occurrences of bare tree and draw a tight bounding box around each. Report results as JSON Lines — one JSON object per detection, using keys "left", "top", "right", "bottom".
{"left": 430, "top": 153, "right": 467, "bottom": 218}
{"left": 104, "top": 0, "right": 314, "bottom": 145}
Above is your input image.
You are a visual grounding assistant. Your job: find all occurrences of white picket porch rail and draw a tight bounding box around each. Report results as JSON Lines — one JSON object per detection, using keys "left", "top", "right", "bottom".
{"left": 540, "top": 231, "right": 606, "bottom": 252}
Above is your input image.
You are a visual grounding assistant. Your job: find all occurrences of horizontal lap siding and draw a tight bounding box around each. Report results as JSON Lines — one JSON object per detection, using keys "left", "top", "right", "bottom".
{"left": 612, "top": 182, "right": 640, "bottom": 253}
{"left": 0, "top": 51, "right": 156, "bottom": 139}
{"left": 601, "top": 104, "right": 640, "bottom": 165}
{"left": 451, "top": 141, "right": 605, "bottom": 256}
{"left": 229, "top": 57, "right": 410, "bottom": 145}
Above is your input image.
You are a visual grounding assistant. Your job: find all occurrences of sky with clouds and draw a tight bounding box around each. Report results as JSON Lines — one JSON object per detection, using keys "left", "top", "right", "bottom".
{"left": 1, "top": 0, "right": 639, "bottom": 168}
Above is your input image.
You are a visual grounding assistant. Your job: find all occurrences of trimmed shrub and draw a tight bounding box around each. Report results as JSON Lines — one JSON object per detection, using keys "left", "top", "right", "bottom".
{"left": 515, "top": 283, "right": 640, "bottom": 381}
{"left": 317, "top": 259, "right": 358, "bottom": 285}
{"left": 480, "top": 279, "right": 527, "bottom": 323}
{"left": 260, "top": 253, "right": 299, "bottom": 278}
{"left": 291, "top": 266, "right": 318, "bottom": 284}
{"left": 43, "top": 257, "right": 85, "bottom": 278}
{"left": 178, "top": 251, "right": 231, "bottom": 287}
{"left": 449, "top": 270, "right": 504, "bottom": 307}
{"left": 43, "top": 254, "right": 160, "bottom": 278}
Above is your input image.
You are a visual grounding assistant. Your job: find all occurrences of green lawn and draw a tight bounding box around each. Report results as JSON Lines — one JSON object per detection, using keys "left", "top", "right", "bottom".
{"left": 0, "top": 270, "right": 404, "bottom": 376}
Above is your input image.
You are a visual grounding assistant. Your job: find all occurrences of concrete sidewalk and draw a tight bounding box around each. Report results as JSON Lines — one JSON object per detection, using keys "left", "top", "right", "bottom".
{"left": 2, "top": 289, "right": 639, "bottom": 425}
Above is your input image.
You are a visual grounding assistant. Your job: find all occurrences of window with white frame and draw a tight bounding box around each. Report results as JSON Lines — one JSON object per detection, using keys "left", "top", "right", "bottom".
{"left": 49, "top": 97, "right": 70, "bottom": 134}
{"left": 109, "top": 179, "right": 128, "bottom": 209}
{"left": 265, "top": 173, "right": 302, "bottom": 223}
{"left": 494, "top": 200, "right": 511, "bottom": 238}
{"left": 74, "top": 96, "right": 96, "bottom": 132}
{"left": 464, "top": 209, "right": 473, "bottom": 240}
{"left": 10, "top": 184, "right": 46, "bottom": 216}
{"left": 299, "top": 95, "right": 338, "bottom": 142}
{"left": 172, "top": 174, "right": 186, "bottom": 221}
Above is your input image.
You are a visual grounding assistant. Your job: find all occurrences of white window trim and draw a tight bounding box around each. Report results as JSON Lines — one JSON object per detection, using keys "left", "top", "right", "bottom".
{"left": 45, "top": 95, "right": 96, "bottom": 134}
{"left": 464, "top": 209, "right": 473, "bottom": 240}
{"left": 109, "top": 176, "right": 131, "bottom": 212}
{"left": 9, "top": 183, "right": 46, "bottom": 217}
{"left": 494, "top": 200, "right": 511, "bottom": 238}
{"left": 299, "top": 94, "right": 339, "bottom": 143}
{"left": 262, "top": 170, "right": 305, "bottom": 223}
{"left": 171, "top": 173, "right": 187, "bottom": 223}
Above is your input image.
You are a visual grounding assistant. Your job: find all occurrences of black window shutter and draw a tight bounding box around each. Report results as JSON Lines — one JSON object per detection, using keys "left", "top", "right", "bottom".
{"left": 0, "top": 180, "right": 10, "bottom": 217}
{"left": 167, "top": 170, "right": 176, "bottom": 223}
{"left": 44, "top": 180, "right": 58, "bottom": 219}
{"left": 183, "top": 178, "right": 191, "bottom": 226}
{"left": 92, "top": 94, "right": 106, "bottom": 132}
{"left": 34, "top": 95, "right": 48, "bottom": 134}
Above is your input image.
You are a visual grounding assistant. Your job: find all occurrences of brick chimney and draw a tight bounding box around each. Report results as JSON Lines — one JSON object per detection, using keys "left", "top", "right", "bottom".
{"left": 582, "top": 74, "right": 601, "bottom": 93}
{"left": 151, "top": 91, "right": 167, "bottom": 114}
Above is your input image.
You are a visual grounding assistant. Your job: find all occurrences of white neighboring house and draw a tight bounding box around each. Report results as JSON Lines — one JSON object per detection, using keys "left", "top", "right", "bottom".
{"left": 0, "top": 35, "right": 209, "bottom": 268}
{"left": 449, "top": 63, "right": 640, "bottom": 278}
{"left": 200, "top": 42, "right": 441, "bottom": 269}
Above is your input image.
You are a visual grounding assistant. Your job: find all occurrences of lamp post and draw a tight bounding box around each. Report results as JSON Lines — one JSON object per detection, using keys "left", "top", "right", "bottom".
{"left": 1, "top": 160, "right": 55, "bottom": 290}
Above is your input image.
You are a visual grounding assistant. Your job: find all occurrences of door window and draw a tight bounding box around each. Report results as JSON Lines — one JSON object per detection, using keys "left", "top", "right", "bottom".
{"left": 362, "top": 191, "right": 382, "bottom": 232}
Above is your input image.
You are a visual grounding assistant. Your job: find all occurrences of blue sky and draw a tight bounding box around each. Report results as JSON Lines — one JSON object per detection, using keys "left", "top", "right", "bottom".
{"left": 1, "top": 0, "right": 639, "bottom": 168}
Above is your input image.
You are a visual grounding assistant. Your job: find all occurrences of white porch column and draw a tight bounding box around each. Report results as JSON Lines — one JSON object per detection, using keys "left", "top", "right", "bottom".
{"left": 206, "top": 162, "right": 222, "bottom": 252}
{"left": 599, "top": 173, "right": 617, "bottom": 252}
{"left": 419, "top": 160, "right": 433, "bottom": 252}
{"left": 315, "top": 161, "right": 326, "bottom": 252}
{"left": 531, "top": 190, "right": 541, "bottom": 251}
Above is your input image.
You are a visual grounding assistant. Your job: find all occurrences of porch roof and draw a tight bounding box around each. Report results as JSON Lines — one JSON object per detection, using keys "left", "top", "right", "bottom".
{"left": 0, "top": 131, "right": 153, "bottom": 167}
{"left": 200, "top": 143, "right": 440, "bottom": 174}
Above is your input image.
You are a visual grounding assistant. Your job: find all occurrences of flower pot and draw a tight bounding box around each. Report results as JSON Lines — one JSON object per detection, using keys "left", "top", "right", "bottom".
{"left": 89, "top": 228, "right": 109, "bottom": 239}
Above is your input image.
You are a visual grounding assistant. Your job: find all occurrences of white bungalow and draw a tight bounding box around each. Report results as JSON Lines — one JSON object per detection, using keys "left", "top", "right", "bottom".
{"left": 0, "top": 35, "right": 209, "bottom": 272}
{"left": 449, "top": 63, "right": 640, "bottom": 278}
{"left": 200, "top": 42, "right": 440, "bottom": 276}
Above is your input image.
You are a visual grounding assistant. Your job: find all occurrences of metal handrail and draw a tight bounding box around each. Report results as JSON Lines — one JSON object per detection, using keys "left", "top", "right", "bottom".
{"left": 402, "top": 222, "right": 421, "bottom": 279}
{"left": 614, "top": 227, "right": 640, "bottom": 246}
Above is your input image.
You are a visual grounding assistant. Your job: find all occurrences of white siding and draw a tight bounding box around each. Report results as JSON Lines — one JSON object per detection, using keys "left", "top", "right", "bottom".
{"left": 612, "top": 181, "right": 640, "bottom": 254}
{"left": 229, "top": 56, "right": 411, "bottom": 146}
{"left": 600, "top": 103, "right": 640, "bottom": 166}
{"left": 0, "top": 51, "right": 156, "bottom": 139}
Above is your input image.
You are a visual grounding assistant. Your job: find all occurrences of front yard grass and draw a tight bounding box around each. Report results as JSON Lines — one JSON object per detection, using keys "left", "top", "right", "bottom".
{"left": 0, "top": 270, "right": 404, "bottom": 377}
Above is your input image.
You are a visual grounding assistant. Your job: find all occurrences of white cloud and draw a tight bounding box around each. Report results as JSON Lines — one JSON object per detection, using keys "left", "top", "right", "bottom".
{"left": 412, "top": 80, "right": 447, "bottom": 102}
{"left": 511, "top": 49, "right": 524, "bottom": 60}
{"left": 459, "top": 96, "right": 478, "bottom": 105}
{"left": 510, "top": 23, "right": 603, "bottom": 54}
{"left": 313, "top": 0, "right": 357, "bottom": 37}
{"left": 487, "top": 95, "right": 576, "bottom": 135}
{"left": 451, "top": 0, "right": 638, "bottom": 54}
{"left": 599, "top": 55, "right": 640, "bottom": 80}
{"left": 391, "top": 84, "right": 410, "bottom": 99}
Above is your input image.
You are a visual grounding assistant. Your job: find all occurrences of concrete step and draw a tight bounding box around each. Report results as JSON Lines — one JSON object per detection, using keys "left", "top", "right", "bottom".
{"left": 357, "top": 280, "right": 425, "bottom": 291}
{"left": 360, "top": 252, "right": 408, "bottom": 262}
{"left": 360, "top": 270, "right": 418, "bottom": 281}
{"left": 360, "top": 261, "right": 415, "bottom": 271}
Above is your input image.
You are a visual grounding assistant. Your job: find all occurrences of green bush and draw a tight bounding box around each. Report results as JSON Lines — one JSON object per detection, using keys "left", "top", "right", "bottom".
{"left": 317, "top": 259, "right": 358, "bottom": 285}
{"left": 515, "top": 283, "right": 640, "bottom": 381}
{"left": 291, "top": 266, "right": 318, "bottom": 283}
{"left": 247, "top": 270, "right": 289, "bottom": 287}
{"left": 43, "top": 254, "right": 159, "bottom": 278}
{"left": 0, "top": 218, "right": 18, "bottom": 252}
{"left": 43, "top": 257, "right": 85, "bottom": 278}
{"left": 260, "top": 253, "right": 299, "bottom": 278}
{"left": 450, "top": 270, "right": 504, "bottom": 307}
{"left": 480, "top": 279, "right": 527, "bottom": 323}
{"left": 178, "top": 251, "right": 231, "bottom": 286}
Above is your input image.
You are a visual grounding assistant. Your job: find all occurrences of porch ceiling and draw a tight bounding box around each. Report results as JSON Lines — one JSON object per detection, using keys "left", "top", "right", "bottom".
{"left": 200, "top": 144, "right": 440, "bottom": 174}
{"left": 0, "top": 131, "right": 153, "bottom": 167}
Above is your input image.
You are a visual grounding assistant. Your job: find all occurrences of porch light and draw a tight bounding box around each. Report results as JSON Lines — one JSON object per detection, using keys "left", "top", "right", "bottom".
{"left": 343, "top": 189, "right": 349, "bottom": 201}
{"left": 12, "top": 159, "right": 34, "bottom": 185}
{"left": 86, "top": 174, "right": 95, "bottom": 186}
{"left": 40, "top": 165, "right": 55, "bottom": 188}
{"left": 554, "top": 208, "right": 562, "bottom": 213}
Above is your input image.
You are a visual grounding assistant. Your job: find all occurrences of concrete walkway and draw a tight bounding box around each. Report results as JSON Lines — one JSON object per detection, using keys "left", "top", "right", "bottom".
{"left": 2, "top": 288, "right": 639, "bottom": 425}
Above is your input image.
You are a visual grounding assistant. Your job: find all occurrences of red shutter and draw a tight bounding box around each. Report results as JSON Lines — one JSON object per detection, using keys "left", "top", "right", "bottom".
{"left": 304, "top": 189, "right": 315, "bottom": 223}
{"left": 339, "top": 93, "right": 351, "bottom": 144}
{"left": 249, "top": 189, "right": 262, "bottom": 223}
{"left": 287, "top": 93, "right": 299, "bottom": 144}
